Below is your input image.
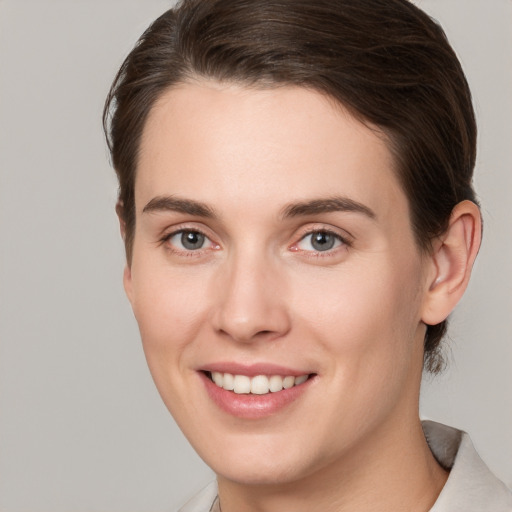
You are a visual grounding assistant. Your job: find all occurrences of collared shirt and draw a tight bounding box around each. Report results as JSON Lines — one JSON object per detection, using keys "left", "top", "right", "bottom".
{"left": 178, "top": 421, "right": 512, "bottom": 512}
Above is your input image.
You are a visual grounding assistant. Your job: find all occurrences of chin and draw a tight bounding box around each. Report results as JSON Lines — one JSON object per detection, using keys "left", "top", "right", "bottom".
{"left": 194, "top": 431, "right": 323, "bottom": 487}
{"left": 213, "top": 460, "right": 304, "bottom": 487}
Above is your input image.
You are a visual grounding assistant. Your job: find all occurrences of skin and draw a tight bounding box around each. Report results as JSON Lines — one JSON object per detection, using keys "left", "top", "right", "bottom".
{"left": 122, "top": 82, "right": 481, "bottom": 511}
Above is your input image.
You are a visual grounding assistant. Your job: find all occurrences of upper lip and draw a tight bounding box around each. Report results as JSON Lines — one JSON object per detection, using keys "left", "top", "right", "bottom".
{"left": 199, "top": 362, "right": 313, "bottom": 377}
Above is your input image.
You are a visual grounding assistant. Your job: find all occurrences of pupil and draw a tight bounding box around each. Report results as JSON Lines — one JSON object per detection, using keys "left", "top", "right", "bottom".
{"left": 312, "top": 232, "right": 335, "bottom": 251}
{"left": 181, "top": 231, "right": 205, "bottom": 250}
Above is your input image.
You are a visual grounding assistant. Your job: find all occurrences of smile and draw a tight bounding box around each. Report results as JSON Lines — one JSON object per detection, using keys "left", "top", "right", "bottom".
{"left": 200, "top": 367, "right": 316, "bottom": 418}
{"left": 207, "top": 371, "right": 310, "bottom": 395}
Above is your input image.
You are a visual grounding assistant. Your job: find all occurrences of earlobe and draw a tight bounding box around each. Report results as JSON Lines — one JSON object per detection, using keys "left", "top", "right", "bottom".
{"left": 421, "top": 200, "right": 482, "bottom": 326}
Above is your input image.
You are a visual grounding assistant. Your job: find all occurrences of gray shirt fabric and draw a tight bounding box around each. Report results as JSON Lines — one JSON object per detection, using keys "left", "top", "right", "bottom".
{"left": 178, "top": 420, "right": 512, "bottom": 512}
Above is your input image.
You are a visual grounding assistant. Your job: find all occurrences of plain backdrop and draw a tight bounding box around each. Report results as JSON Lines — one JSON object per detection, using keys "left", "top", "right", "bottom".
{"left": 0, "top": 0, "right": 510, "bottom": 510}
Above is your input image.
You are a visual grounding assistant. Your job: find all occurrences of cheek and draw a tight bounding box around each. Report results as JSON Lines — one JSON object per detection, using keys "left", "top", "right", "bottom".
{"left": 130, "top": 262, "right": 209, "bottom": 366}
{"left": 291, "top": 253, "right": 425, "bottom": 363}
{"left": 129, "top": 263, "right": 214, "bottom": 425}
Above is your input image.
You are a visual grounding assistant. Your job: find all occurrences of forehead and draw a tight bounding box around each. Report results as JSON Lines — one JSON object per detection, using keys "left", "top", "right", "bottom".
{"left": 136, "top": 82, "right": 408, "bottom": 221}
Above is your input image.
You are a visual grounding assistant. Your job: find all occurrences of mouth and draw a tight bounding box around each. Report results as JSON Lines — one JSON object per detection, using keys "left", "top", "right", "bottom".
{"left": 199, "top": 364, "right": 317, "bottom": 418}
{"left": 204, "top": 371, "right": 314, "bottom": 395}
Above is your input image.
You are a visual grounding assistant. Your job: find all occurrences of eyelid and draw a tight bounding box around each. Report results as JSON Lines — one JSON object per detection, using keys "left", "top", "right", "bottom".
{"left": 289, "top": 224, "right": 353, "bottom": 254}
{"left": 158, "top": 222, "right": 351, "bottom": 256}
{"left": 159, "top": 224, "right": 220, "bottom": 254}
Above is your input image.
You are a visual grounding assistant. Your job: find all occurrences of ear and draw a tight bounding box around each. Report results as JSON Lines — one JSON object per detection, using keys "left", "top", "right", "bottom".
{"left": 123, "top": 264, "right": 134, "bottom": 305}
{"left": 116, "top": 200, "right": 134, "bottom": 304}
{"left": 421, "top": 200, "right": 482, "bottom": 326}
{"left": 116, "top": 201, "right": 127, "bottom": 240}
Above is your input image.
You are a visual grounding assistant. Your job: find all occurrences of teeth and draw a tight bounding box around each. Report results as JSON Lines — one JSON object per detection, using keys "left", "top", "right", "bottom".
{"left": 295, "top": 374, "right": 308, "bottom": 385}
{"left": 212, "top": 371, "right": 223, "bottom": 387}
{"left": 269, "top": 375, "right": 283, "bottom": 393}
{"left": 223, "top": 372, "right": 234, "bottom": 391}
{"left": 233, "top": 375, "right": 251, "bottom": 394}
{"left": 209, "top": 372, "right": 310, "bottom": 394}
{"left": 282, "top": 376, "right": 295, "bottom": 389}
{"left": 251, "top": 375, "right": 269, "bottom": 395}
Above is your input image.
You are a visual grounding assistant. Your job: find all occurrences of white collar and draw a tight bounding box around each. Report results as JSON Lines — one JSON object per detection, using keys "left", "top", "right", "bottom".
{"left": 423, "top": 420, "right": 512, "bottom": 511}
{"left": 179, "top": 421, "right": 512, "bottom": 512}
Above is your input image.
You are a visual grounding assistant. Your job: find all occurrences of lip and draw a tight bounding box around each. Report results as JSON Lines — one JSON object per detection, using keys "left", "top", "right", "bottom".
{"left": 200, "top": 362, "right": 311, "bottom": 377}
{"left": 198, "top": 363, "right": 316, "bottom": 419}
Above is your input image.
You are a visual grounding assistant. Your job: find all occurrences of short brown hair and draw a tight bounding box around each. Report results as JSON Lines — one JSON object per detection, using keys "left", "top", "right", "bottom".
{"left": 103, "top": 0, "right": 478, "bottom": 373}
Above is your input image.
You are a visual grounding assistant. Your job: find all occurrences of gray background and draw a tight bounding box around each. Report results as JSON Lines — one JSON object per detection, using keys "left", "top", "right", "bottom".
{"left": 0, "top": 0, "right": 510, "bottom": 510}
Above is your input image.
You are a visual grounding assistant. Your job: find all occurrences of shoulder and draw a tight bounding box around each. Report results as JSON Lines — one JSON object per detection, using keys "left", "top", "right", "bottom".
{"left": 177, "top": 481, "right": 218, "bottom": 512}
{"left": 424, "top": 420, "right": 512, "bottom": 512}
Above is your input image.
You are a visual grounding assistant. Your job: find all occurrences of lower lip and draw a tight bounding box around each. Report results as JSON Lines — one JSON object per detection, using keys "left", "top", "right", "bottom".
{"left": 200, "top": 372, "right": 313, "bottom": 419}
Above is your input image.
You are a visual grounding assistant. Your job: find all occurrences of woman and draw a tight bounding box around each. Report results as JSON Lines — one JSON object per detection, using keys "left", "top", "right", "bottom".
{"left": 103, "top": 0, "right": 512, "bottom": 510}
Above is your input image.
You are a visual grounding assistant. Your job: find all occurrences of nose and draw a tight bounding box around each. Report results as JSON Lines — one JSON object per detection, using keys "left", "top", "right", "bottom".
{"left": 211, "top": 251, "right": 291, "bottom": 344}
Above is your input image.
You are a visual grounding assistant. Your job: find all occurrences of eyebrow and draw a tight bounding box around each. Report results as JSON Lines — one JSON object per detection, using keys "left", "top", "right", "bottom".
{"left": 142, "top": 195, "right": 376, "bottom": 220}
{"left": 142, "top": 196, "right": 216, "bottom": 217}
{"left": 281, "top": 196, "right": 376, "bottom": 219}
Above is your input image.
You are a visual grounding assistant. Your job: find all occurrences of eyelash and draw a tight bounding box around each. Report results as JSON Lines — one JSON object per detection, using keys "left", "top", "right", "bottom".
{"left": 291, "top": 228, "right": 351, "bottom": 257}
{"left": 159, "top": 227, "right": 218, "bottom": 257}
{"left": 159, "top": 226, "right": 351, "bottom": 257}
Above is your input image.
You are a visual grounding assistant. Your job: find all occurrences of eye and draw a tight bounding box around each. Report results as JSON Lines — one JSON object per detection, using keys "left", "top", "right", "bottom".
{"left": 296, "top": 230, "right": 344, "bottom": 252}
{"left": 165, "top": 229, "right": 215, "bottom": 252}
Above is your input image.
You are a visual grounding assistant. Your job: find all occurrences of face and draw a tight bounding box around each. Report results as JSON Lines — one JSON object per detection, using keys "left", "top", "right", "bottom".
{"left": 125, "top": 82, "right": 432, "bottom": 486}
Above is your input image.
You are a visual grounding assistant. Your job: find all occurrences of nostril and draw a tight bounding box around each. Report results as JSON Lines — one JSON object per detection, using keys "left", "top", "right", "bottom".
{"left": 216, "top": 326, "right": 286, "bottom": 344}
{"left": 211, "top": 279, "right": 292, "bottom": 343}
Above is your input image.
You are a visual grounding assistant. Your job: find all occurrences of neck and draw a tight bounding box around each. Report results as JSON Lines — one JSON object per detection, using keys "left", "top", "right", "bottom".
{"left": 217, "top": 416, "right": 448, "bottom": 512}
